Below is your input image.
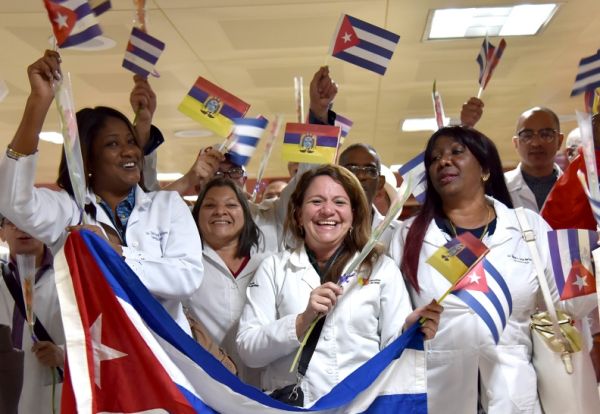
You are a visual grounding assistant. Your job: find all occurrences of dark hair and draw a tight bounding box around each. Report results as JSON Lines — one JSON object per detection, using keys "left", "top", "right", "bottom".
{"left": 401, "top": 126, "right": 512, "bottom": 292}
{"left": 517, "top": 107, "right": 561, "bottom": 132}
{"left": 191, "top": 177, "right": 261, "bottom": 257}
{"left": 56, "top": 106, "right": 141, "bottom": 197}
{"left": 284, "top": 164, "right": 380, "bottom": 282}
{"left": 339, "top": 143, "right": 381, "bottom": 174}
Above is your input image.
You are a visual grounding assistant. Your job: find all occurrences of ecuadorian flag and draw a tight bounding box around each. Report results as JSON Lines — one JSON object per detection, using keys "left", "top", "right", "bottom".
{"left": 178, "top": 77, "right": 250, "bottom": 137}
{"left": 282, "top": 123, "right": 341, "bottom": 164}
{"left": 426, "top": 232, "right": 489, "bottom": 285}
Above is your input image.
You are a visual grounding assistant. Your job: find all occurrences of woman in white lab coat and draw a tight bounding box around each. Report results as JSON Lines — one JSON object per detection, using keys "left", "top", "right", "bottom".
{"left": 0, "top": 50, "right": 203, "bottom": 333}
{"left": 236, "top": 164, "right": 442, "bottom": 406}
{"left": 186, "top": 177, "right": 270, "bottom": 386}
{"left": 388, "top": 126, "right": 597, "bottom": 413}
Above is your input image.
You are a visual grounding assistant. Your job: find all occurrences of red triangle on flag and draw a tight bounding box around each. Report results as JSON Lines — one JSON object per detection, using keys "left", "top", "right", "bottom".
{"left": 561, "top": 259, "right": 596, "bottom": 300}
{"left": 453, "top": 260, "right": 489, "bottom": 292}
{"left": 332, "top": 15, "right": 360, "bottom": 54}
{"left": 43, "top": 0, "right": 78, "bottom": 46}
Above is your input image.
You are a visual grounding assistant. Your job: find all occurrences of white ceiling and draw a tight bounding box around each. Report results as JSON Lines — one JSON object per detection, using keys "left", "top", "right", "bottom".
{"left": 0, "top": 0, "right": 597, "bottom": 184}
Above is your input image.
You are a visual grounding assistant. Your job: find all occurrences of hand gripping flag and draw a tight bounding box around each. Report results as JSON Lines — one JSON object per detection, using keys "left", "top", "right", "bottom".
{"left": 227, "top": 117, "right": 268, "bottom": 166}
{"left": 54, "top": 230, "right": 428, "bottom": 413}
{"left": 398, "top": 152, "right": 426, "bottom": 204}
{"left": 282, "top": 123, "right": 341, "bottom": 164}
{"left": 476, "top": 37, "right": 507, "bottom": 91}
{"left": 122, "top": 27, "right": 166, "bottom": 78}
{"left": 547, "top": 229, "right": 598, "bottom": 300}
{"left": 179, "top": 77, "right": 250, "bottom": 138}
{"left": 452, "top": 259, "right": 513, "bottom": 344}
{"left": 330, "top": 14, "right": 400, "bottom": 75}
{"left": 43, "top": 0, "right": 103, "bottom": 48}
{"left": 88, "top": 0, "right": 111, "bottom": 15}
{"left": 334, "top": 113, "right": 353, "bottom": 146}
{"left": 571, "top": 51, "right": 600, "bottom": 97}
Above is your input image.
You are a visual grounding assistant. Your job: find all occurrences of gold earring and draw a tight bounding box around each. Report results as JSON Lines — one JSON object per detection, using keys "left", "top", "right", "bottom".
{"left": 482, "top": 172, "right": 490, "bottom": 182}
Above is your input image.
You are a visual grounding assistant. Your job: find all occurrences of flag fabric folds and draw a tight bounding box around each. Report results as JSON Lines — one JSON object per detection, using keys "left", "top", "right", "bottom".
{"left": 228, "top": 117, "right": 268, "bottom": 166}
{"left": 476, "top": 37, "right": 507, "bottom": 90}
{"left": 178, "top": 77, "right": 250, "bottom": 138}
{"left": 54, "top": 230, "right": 428, "bottom": 413}
{"left": 330, "top": 14, "right": 400, "bottom": 75}
{"left": 452, "top": 259, "right": 513, "bottom": 344}
{"left": 571, "top": 50, "right": 600, "bottom": 97}
{"left": 43, "top": 0, "right": 103, "bottom": 48}
{"left": 122, "top": 27, "right": 166, "bottom": 78}
{"left": 282, "top": 123, "right": 341, "bottom": 164}
{"left": 334, "top": 113, "right": 353, "bottom": 145}
{"left": 547, "top": 229, "right": 598, "bottom": 300}
{"left": 398, "top": 152, "right": 426, "bottom": 204}
{"left": 88, "top": 0, "right": 111, "bottom": 15}
{"left": 426, "top": 232, "right": 490, "bottom": 286}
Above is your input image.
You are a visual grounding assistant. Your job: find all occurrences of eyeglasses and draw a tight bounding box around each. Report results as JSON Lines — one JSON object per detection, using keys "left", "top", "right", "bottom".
{"left": 215, "top": 167, "right": 245, "bottom": 180}
{"left": 343, "top": 164, "right": 380, "bottom": 179}
{"left": 517, "top": 128, "right": 557, "bottom": 144}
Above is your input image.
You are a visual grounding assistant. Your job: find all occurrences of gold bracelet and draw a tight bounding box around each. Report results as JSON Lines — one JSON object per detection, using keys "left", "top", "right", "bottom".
{"left": 6, "top": 146, "right": 30, "bottom": 160}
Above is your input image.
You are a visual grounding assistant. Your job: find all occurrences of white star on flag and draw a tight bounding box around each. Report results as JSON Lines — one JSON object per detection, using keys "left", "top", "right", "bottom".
{"left": 342, "top": 32, "right": 352, "bottom": 43}
{"left": 91, "top": 314, "right": 127, "bottom": 388}
{"left": 54, "top": 13, "right": 69, "bottom": 29}
{"left": 573, "top": 274, "right": 588, "bottom": 291}
{"left": 468, "top": 273, "right": 481, "bottom": 285}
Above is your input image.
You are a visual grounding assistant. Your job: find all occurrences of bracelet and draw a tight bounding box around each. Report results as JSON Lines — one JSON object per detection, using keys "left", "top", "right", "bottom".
{"left": 6, "top": 146, "right": 30, "bottom": 160}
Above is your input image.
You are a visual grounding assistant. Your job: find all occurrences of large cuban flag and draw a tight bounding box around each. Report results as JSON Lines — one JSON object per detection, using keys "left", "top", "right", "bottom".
{"left": 53, "top": 230, "right": 428, "bottom": 413}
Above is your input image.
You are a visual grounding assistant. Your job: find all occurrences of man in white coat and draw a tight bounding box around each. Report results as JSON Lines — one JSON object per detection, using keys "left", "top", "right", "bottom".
{"left": 0, "top": 213, "right": 64, "bottom": 414}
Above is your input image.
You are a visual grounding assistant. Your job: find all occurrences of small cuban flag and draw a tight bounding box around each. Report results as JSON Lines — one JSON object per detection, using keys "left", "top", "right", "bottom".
{"left": 571, "top": 50, "right": 600, "bottom": 97}
{"left": 43, "top": 0, "right": 103, "bottom": 48}
{"left": 334, "top": 113, "right": 353, "bottom": 145}
{"left": 329, "top": 14, "right": 400, "bottom": 75}
{"left": 227, "top": 117, "right": 268, "bottom": 166}
{"left": 122, "top": 27, "right": 166, "bottom": 78}
{"left": 398, "top": 152, "right": 426, "bottom": 204}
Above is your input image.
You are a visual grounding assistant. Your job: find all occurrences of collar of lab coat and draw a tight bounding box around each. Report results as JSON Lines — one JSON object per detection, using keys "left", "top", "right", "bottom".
{"left": 202, "top": 243, "right": 268, "bottom": 281}
{"left": 84, "top": 184, "right": 150, "bottom": 230}
{"left": 289, "top": 244, "right": 361, "bottom": 289}
{"left": 506, "top": 162, "right": 563, "bottom": 192}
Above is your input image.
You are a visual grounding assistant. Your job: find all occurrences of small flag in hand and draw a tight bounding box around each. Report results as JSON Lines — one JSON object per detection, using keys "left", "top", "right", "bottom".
{"left": 89, "top": 0, "right": 111, "bottom": 15}
{"left": 426, "top": 232, "right": 489, "bottom": 285}
{"left": 398, "top": 152, "right": 426, "bottom": 204}
{"left": 227, "top": 117, "right": 268, "bottom": 166}
{"left": 432, "top": 80, "right": 446, "bottom": 129}
{"left": 122, "top": 27, "right": 165, "bottom": 78}
{"left": 330, "top": 14, "right": 400, "bottom": 75}
{"left": 43, "top": 0, "right": 103, "bottom": 48}
{"left": 282, "top": 123, "right": 341, "bottom": 164}
{"left": 571, "top": 51, "right": 600, "bottom": 97}
{"left": 334, "top": 113, "right": 353, "bottom": 145}
{"left": 547, "top": 229, "right": 598, "bottom": 300}
{"left": 178, "top": 77, "right": 250, "bottom": 138}
{"left": 476, "top": 37, "right": 506, "bottom": 90}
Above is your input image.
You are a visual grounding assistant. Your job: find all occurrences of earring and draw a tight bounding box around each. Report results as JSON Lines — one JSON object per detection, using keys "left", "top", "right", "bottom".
{"left": 482, "top": 172, "right": 490, "bottom": 182}
{"left": 348, "top": 226, "right": 354, "bottom": 234}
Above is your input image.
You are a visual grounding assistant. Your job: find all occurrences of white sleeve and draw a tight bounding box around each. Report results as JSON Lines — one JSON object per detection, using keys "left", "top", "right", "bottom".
{"left": 236, "top": 255, "right": 300, "bottom": 368}
{"left": 122, "top": 193, "right": 204, "bottom": 300}
{"left": 387, "top": 222, "right": 408, "bottom": 267}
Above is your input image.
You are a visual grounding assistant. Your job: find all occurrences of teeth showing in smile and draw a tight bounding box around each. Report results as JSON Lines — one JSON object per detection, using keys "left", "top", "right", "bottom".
{"left": 123, "top": 162, "right": 136, "bottom": 168}
{"left": 317, "top": 220, "right": 337, "bottom": 226}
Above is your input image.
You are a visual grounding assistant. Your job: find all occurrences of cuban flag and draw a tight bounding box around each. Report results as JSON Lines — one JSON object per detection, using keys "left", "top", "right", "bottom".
{"left": 452, "top": 259, "right": 513, "bottom": 344}
{"left": 398, "top": 152, "right": 426, "bottom": 204}
{"left": 334, "top": 114, "right": 353, "bottom": 145}
{"left": 476, "top": 37, "right": 507, "bottom": 90}
{"left": 547, "top": 229, "right": 598, "bottom": 300}
{"left": 227, "top": 117, "right": 268, "bottom": 166}
{"left": 88, "top": 0, "right": 111, "bottom": 16}
{"left": 329, "top": 14, "right": 400, "bottom": 76}
{"left": 43, "top": 0, "right": 103, "bottom": 48}
{"left": 122, "top": 27, "right": 166, "bottom": 78}
{"left": 54, "top": 230, "right": 428, "bottom": 413}
{"left": 571, "top": 50, "right": 600, "bottom": 97}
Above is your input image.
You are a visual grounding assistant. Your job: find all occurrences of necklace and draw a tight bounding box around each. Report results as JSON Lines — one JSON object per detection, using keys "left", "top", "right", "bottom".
{"left": 448, "top": 205, "right": 492, "bottom": 240}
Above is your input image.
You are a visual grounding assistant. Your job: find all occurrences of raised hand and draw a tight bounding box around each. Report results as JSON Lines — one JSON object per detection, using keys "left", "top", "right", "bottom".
{"left": 460, "top": 97, "right": 484, "bottom": 128}
{"left": 309, "top": 66, "right": 338, "bottom": 123}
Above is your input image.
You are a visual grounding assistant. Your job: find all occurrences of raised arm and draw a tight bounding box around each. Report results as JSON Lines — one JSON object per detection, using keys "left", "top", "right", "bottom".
{"left": 460, "top": 97, "right": 484, "bottom": 128}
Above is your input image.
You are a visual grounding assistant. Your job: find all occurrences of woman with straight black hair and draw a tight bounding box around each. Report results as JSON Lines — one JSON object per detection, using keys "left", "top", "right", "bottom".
{"left": 388, "top": 126, "right": 596, "bottom": 413}
{"left": 187, "top": 177, "right": 269, "bottom": 386}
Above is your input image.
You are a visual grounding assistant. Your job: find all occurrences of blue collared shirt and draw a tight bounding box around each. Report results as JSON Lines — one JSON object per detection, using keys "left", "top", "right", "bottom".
{"left": 98, "top": 187, "right": 136, "bottom": 244}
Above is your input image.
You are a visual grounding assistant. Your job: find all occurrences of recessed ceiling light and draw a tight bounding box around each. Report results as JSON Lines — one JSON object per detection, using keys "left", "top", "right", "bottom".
{"left": 401, "top": 117, "right": 451, "bottom": 132}
{"left": 157, "top": 172, "right": 184, "bottom": 181}
{"left": 426, "top": 4, "right": 558, "bottom": 39}
{"left": 173, "top": 129, "right": 213, "bottom": 138}
{"left": 39, "top": 131, "right": 64, "bottom": 144}
{"left": 47, "top": 35, "right": 116, "bottom": 51}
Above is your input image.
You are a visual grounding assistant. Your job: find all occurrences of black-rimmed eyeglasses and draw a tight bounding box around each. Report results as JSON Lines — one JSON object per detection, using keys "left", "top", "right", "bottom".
{"left": 517, "top": 128, "right": 557, "bottom": 144}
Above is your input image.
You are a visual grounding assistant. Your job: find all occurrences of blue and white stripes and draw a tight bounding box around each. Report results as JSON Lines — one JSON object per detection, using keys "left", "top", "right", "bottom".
{"left": 398, "top": 152, "right": 426, "bottom": 204}
{"left": 228, "top": 117, "right": 268, "bottom": 166}
{"left": 571, "top": 51, "right": 600, "bottom": 96}
{"left": 122, "top": 27, "right": 166, "bottom": 78}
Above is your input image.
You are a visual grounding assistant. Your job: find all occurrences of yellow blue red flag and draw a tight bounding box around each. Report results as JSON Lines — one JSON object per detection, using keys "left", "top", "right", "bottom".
{"left": 178, "top": 77, "right": 250, "bottom": 138}
{"left": 282, "top": 123, "right": 341, "bottom": 164}
{"left": 426, "top": 232, "right": 489, "bottom": 285}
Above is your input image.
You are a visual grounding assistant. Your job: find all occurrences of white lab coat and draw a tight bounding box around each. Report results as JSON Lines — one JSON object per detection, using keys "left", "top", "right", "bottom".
{"left": 0, "top": 266, "right": 64, "bottom": 414}
{"left": 504, "top": 163, "right": 562, "bottom": 212}
{"left": 371, "top": 207, "right": 401, "bottom": 250}
{"left": 388, "top": 197, "right": 597, "bottom": 414}
{"left": 185, "top": 244, "right": 270, "bottom": 386}
{"left": 236, "top": 245, "right": 412, "bottom": 406}
{"left": 0, "top": 153, "right": 204, "bottom": 333}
